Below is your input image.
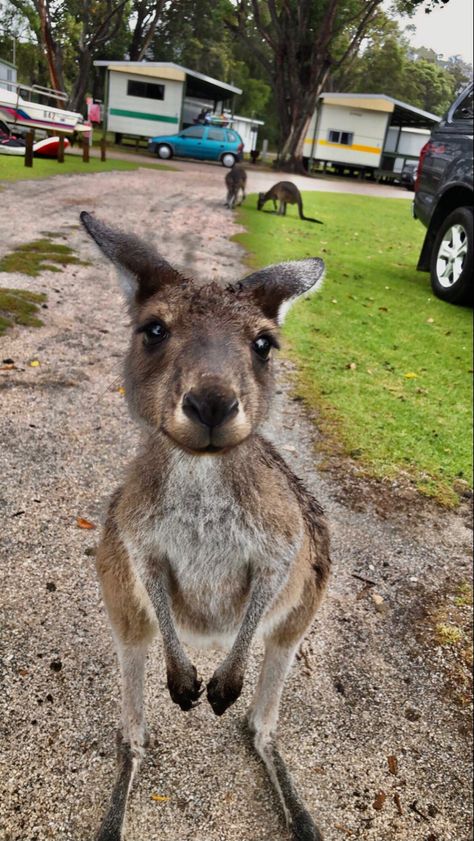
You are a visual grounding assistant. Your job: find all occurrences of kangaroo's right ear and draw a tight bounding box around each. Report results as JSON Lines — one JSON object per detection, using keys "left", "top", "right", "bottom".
{"left": 80, "top": 212, "right": 183, "bottom": 307}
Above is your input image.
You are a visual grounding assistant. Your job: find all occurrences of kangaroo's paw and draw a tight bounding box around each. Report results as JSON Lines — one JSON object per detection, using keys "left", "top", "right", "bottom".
{"left": 167, "top": 663, "right": 203, "bottom": 711}
{"left": 207, "top": 666, "right": 243, "bottom": 716}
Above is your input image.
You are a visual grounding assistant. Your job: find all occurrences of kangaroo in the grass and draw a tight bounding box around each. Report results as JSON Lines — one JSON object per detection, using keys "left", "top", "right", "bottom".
{"left": 80, "top": 210, "right": 330, "bottom": 841}
{"left": 225, "top": 163, "right": 247, "bottom": 209}
{"left": 257, "top": 181, "right": 323, "bottom": 224}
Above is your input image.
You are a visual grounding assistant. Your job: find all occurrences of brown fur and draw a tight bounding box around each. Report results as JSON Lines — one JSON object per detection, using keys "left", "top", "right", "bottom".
{"left": 80, "top": 211, "right": 329, "bottom": 841}
{"left": 257, "top": 181, "right": 323, "bottom": 224}
{"left": 225, "top": 163, "right": 247, "bottom": 209}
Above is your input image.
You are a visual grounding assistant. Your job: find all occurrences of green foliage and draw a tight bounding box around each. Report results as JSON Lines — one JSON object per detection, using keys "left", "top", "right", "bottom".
{"left": 150, "top": 0, "right": 235, "bottom": 80}
{"left": 337, "top": 15, "right": 472, "bottom": 116}
{"left": 236, "top": 193, "right": 472, "bottom": 505}
{"left": 403, "top": 59, "right": 455, "bottom": 114}
{"left": 0, "top": 287, "right": 46, "bottom": 335}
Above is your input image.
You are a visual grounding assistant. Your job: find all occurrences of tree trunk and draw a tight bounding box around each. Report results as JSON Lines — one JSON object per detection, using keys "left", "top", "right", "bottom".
{"left": 37, "top": 0, "right": 65, "bottom": 97}
{"left": 68, "top": 48, "right": 92, "bottom": 113}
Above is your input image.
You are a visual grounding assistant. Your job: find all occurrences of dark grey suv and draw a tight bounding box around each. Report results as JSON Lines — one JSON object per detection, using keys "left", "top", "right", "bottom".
{"left": 414, "top": 83, "right": 473, "bottom": 304}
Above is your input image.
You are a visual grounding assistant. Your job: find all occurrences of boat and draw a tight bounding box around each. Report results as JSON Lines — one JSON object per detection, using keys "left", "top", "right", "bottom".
{"left": 0, "top": 83, "right": 84, "bottom": 134}
{"left": 0, "top": 120, "right": 71, "bottom": 157}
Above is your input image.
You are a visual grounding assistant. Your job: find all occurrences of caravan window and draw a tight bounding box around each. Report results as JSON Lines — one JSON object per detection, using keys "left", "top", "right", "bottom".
{"left": 328, "top": 129, "right": 354, "bottom": 146}
{"left": 127, "top": 80, "right": 165, "bottom": 100}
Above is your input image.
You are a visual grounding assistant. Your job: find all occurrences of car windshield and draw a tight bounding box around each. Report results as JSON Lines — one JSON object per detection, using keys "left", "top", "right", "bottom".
{"left": 180, "top": 126, "right": 205, "bottom": 138}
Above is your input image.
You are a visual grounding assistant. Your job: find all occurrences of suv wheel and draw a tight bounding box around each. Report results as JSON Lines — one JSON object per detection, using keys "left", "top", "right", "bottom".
{"left": 221, "top": 153, "right": 236, "bottom": 168}
{"left": 156, "top": 144, "right": 173, "bottom": 160}
{"left": 430, "top": 207, "right": 473, "bottom": 304}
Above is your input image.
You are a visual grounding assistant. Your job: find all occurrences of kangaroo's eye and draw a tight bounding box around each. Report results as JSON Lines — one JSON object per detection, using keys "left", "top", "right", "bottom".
{"left": 252, "top": 335, "right": 273, "bottom": 360}
{"left": 138, "top": 321, "right": 169, "bottom": 347}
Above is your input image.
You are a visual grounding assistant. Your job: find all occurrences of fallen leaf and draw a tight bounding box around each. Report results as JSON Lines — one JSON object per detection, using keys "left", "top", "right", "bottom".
{"left": 1, "top": 363, "right": 16, "bottom": 370}
{"left": 334, "top": 825, "right": 354, "bottom": 836}
{"left": 404, "top": 372, "right": 417, "bottom": 379}
{"left": 346, "top": 362, "right": 357, "bottom": 370}
{"left": 76, "top": 517, "right": 96, "bottom": 530}
{"left": 331, "top": 299, "right": 338, "bottom": 304}
{"left": 378, "top": 306, "right": 388, "bottom": 312}
{"left": 151, "top": 793, "right": 170, "bottom": 802}
{"left": 30, "top": 360, "right": 41, "bottom": 367}
{"left": 426, "top": 317, "right": 434, "bottom": 324}
{"left": 371, "top": 592, "right": 386, "bottom": 613}
{"left": 394, "top": 793, "right": 403, "bottom": 816}
{"left": 388, "top": 755, "right": 398, "bottom": 775}
{"left": 372, "top": 791, "right": 386, "bottom": 811}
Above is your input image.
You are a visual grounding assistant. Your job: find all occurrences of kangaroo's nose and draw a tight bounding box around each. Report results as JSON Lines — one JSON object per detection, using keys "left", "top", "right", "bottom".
{"left": 182, "top": 391, "right": 239, "bottom": 429}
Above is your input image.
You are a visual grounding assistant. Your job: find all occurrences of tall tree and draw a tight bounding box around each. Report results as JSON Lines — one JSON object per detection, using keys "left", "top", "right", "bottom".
{"left": 128, "top": 0, "right": 166, "bottom": 61}
{"left": 227, "top": 0, "right": 453, "bottom": 172}
{"left": 8, "top": 0, "right": 129, "bottom": 111}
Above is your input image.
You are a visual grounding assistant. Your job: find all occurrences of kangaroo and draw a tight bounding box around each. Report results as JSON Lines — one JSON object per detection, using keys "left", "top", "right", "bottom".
{"left": 80, "top": 210, "right": 330, "bottom": 841}
{"left": 257, "top": 181, "right": 323, "bottom": 224}
{"left": 225, "top": 163, "right": 247, "bottom": 209}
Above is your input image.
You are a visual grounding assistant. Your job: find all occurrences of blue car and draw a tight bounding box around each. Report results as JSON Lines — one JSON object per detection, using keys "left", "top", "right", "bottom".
{"left": 148, "top": 124, "right": 244, "bottom": 167}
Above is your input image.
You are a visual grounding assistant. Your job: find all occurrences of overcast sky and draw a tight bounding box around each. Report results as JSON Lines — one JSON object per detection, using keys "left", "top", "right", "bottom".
{"left": 397, "top": 0, "right": 473, "bottom": 63}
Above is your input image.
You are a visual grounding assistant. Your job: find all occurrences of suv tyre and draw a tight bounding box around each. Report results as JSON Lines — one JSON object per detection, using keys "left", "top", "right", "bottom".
{"left": 430, "top": 207, "right": 473, "bottom": 304}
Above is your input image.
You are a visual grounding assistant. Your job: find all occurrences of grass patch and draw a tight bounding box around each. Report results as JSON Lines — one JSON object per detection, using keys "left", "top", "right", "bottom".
{"left": 0, "top": 287, "right": 46, "bottom": 336}
{"left": 0, "top": 238, "right": 86, "bottom": 276}
{"left": 236, "top": 193, "right": 473, "bottom": 505}
{"left": 0, "top": 154, "right": 171, "bottom": 183}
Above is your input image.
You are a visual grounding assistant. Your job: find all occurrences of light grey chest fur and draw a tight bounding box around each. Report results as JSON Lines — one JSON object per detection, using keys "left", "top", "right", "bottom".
{"left": 154, "top": 455, "right": 266, "bottom": 595}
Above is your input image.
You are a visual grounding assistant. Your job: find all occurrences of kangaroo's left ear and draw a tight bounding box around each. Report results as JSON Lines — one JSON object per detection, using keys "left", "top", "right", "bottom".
{"left": 240, "top": 258, "right": 326, "bottom": 324}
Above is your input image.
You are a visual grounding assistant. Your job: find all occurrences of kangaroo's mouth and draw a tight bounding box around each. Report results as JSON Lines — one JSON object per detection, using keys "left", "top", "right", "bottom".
{"left": 160, "top": 425, "right": 246, "bottom": 456}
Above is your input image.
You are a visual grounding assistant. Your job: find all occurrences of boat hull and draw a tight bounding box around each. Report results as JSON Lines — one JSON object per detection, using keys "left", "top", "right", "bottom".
{"left": 0, "top": 136, "right": 71, "bottom": 157}
{"left": 0, "top": 89, "right": 82, "bottom": 134}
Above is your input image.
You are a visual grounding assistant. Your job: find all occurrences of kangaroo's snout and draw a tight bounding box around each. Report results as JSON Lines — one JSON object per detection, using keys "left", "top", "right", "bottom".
{"left": 182, "top": 390, "right": 239, "bottom": 429}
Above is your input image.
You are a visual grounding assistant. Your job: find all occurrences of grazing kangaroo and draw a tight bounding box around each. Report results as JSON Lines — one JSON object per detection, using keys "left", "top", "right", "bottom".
{"left": 225, "top": 163, "right": 247, "bottom": 209}
{"left": 80, "top": 210, "right": 330, "bottom": 841}
{"left": 257, "top": 181, "right": 323, "bottom": 224}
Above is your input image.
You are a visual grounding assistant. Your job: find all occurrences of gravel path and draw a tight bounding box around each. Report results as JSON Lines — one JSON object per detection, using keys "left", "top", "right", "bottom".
{"left": 0, "top": 164, "right": 472, "bottom": 841}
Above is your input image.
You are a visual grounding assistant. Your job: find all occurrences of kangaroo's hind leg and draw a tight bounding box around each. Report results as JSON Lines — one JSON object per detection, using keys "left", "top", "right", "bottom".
{"left": 247, "top": 575, "right": 325, "bottom": 841}
{"left": 94, "top": 526, "right": 158, "bottom": 841}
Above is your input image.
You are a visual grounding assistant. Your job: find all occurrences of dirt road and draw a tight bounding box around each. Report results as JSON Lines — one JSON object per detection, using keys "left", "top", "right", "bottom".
{"left": 0, "top": 163, "right": 472, "bottom": 841}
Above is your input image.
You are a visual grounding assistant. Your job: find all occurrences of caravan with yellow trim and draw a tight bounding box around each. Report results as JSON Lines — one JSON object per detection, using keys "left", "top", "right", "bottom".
{"left": 304, "top": 93, "right": 439, "bottom": 181}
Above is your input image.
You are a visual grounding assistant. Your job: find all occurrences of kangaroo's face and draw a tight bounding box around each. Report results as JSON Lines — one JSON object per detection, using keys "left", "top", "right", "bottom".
{"left": 80, "top": 212, "right": 326, "bottom": 455}
{"left": 125, "top": 283, "right": 278, "bottom": 454}
{"left": 257, "top": 192, "right": 265, "bottom": 211}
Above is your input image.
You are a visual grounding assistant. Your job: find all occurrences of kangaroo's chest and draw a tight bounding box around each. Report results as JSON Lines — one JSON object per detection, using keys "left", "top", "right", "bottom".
{"left": 151, "top": 457, "right": 266, "bottom": 626}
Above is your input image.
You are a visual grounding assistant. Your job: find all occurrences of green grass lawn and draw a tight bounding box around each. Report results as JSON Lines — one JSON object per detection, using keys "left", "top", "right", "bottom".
{"left": 0, "top": 153, "right": 170, "bottom": 182}
{"left": 236, "top": 193, "right": 473, "bottom": 505}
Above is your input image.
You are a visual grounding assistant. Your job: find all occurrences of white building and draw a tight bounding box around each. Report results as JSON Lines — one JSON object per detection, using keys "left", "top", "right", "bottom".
{"left": 0, "top": 57, "right": 17, "bottom": 92}
{"left": 94, "top": 61, "right": 241, "bottom": 139}
{"left": 93, "top": 61, "right": 265, "bottom": 153}
{"left": 304, "top": 93, "right": 439, "bottom": 178}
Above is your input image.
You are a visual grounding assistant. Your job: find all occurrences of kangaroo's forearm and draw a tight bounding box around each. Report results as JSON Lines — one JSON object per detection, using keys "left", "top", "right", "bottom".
{"left": 226, "top": 574, "right": 282, "bottom": 670}
{"left": 147, "top": 574, "right": 188, "bottom": 669}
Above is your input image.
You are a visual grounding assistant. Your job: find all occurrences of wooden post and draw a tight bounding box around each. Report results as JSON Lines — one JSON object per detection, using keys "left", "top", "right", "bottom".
{"left": 100, "top": 136, "right": 107, "bottom": 162}
{"left": 24, "top": 131, "right": 34, "bottom": 168}
{"left": 83, "top": 134, "right": 90, "bottom": 163}
{"left": 57, "top": 133, "right": 65, "bottom": 163}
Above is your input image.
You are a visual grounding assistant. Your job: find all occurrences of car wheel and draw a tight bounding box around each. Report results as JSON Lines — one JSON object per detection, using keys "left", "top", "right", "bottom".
{"left": 156, "top": 144, "right": 173, "bottom": 160}
{"left": 221, "top": 153, "right": 236, "bottom": 168}
{"left": 430, "top": 207, "right": 473, "bottom": 304}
